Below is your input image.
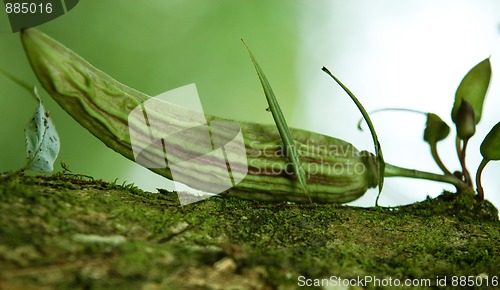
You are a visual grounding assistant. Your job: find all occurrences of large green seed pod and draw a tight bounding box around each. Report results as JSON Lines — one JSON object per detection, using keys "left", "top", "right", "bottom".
{"left": 21, "top": 28, "right": 379, "bottom": 203}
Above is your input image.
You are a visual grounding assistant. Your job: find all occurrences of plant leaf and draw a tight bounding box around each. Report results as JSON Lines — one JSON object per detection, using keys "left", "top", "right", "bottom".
{"left": 322, "top": 67, "right": 385, "bottom": 204}
{"left": 452, "top": 58, "right": 491, "bottom": 125}
{"left": 423, "top": 113, "right": 450, "bottom": 144}
{"left": 25, "top": 87, "right": 60, "bottom": 172}
{"left": 480, "top": 121, "right": 500, "bottom": 161}
{"left": 242, "top": 40, "right": 309, "bottom": 198}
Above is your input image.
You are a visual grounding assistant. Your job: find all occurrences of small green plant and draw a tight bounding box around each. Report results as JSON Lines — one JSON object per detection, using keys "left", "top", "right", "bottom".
{"left": 354, "top": 58, "right": 498, "bottom": 201}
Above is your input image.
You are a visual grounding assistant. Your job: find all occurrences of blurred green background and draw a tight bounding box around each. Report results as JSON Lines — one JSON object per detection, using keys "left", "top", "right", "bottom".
{"left": 0, "top": 0, "right": 304, "bottom": 181}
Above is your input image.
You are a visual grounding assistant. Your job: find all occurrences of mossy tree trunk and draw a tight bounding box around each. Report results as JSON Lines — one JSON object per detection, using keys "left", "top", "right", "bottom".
{"left": 0, "top": 173, "right": 498, "bottom": 290}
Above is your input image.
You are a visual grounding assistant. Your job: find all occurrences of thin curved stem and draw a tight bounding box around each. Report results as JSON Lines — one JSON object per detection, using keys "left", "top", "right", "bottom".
{"left": 429, "top": 142, "right": 452, "bottom": 176}
{"left": 455, "top": 137, "right": 462, "bottom": 169}
{"left": 0, "top": 69, "right": 37, "bottom": 101}
{"left": 475, "top": 158, "right": 489, "bottom": 201}
{"left": 356, "top": 108, "right": 427, "bottom": 130}
{"left": 459, "top": 139, "right": 472, "bottom": 186}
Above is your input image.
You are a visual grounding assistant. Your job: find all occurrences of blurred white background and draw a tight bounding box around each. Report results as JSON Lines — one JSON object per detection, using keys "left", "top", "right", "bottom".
{"left": 296, "top": 0, "right": 500, "bottom": 208}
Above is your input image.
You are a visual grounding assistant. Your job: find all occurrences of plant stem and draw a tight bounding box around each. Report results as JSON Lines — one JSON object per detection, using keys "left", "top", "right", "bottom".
{"left": 384, "top": 163, "right": 469, "bottom": 192}
{"left": 455, "top": 136, "right": 461, "bottom": 160}
{"left": 429, "top": 143, "right": 452, "bottom": 176}
{"left": 459, "top": 139, "right": 472, "bottom": 186}
{"left": 356, "top": 108, "right": 427, "bottom": 130}
{"left": 0, "top": 69, "right": 38, "bottom": 101}
{"left": 454, "top": 137, "right": 464, "bottom": 179}
{"left": 475, "top": 158, "right": 489, "bottom": 201}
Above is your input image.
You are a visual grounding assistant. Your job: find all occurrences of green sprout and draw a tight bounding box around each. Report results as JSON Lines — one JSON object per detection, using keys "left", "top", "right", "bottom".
{"left": 357, "top": 58, "right": 497, "bottom": 201}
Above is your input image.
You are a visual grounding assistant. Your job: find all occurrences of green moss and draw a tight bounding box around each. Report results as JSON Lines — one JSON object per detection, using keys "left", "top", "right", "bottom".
{"left": 0, "top": 173, "right": 498, "bottom": 289}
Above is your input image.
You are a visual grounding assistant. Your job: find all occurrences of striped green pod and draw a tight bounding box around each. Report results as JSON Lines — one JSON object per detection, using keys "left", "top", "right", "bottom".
{"left": 21, "top": 28, "right": 379, "bottom": 203}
